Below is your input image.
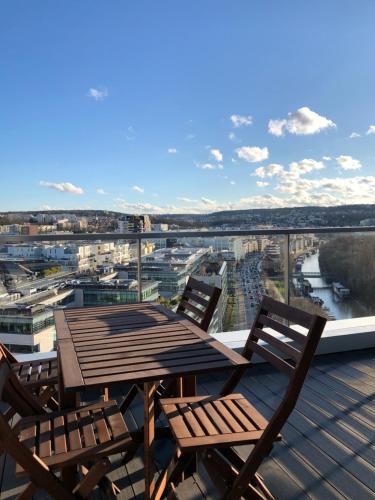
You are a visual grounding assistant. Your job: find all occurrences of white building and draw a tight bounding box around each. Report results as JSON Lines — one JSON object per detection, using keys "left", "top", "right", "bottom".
{"left": 178, "top": 236, "right": 248, "bottom": 261}
{"left": 192, "top": 261, "right": 228, "bottom": 334}
{"left": 6, "top": 242, "right": 132, "bottom": 270}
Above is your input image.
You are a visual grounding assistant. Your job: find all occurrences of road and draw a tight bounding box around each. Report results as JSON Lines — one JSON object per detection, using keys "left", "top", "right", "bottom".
{"left": 234, "top": 252, "right": 265, "bottom": 330}
{"left": 10, "top": 270, "right": 79, "bottom": 294}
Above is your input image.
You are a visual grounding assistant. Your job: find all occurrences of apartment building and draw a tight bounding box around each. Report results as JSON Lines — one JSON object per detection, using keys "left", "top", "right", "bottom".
{"left": 117, "top": 215, "right": 151, "bottom": 233}
{"left": 73, "top": 279, "right": 159, "bottom": 307}
{"left": 5, "top": 242, "right": 132, "bottom": 270}
{"left": 125, "top": 247, "right": 210, "bottom": 297}
{"left": 0, "top": 288, "right": 75, "bottom": 353}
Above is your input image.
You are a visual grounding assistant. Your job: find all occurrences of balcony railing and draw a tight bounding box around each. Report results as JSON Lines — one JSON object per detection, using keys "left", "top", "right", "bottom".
{"left": 1, "top": 226, "right": 375, "bottom": 353}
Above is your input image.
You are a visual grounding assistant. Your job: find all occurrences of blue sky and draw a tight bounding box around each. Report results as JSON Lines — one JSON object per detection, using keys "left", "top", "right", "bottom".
{"left": 1, "top": 0, "right": 375, "bottom": 213}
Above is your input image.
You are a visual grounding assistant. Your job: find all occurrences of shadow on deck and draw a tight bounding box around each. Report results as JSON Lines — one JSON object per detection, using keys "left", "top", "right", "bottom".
{"left": 1, "top": 348, "right": 374, "bottom": 499}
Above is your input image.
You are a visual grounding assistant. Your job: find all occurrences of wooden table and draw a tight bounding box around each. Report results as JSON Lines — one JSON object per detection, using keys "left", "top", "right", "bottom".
{"left": 55, "top": 302, "right": 250, "bottom": 499}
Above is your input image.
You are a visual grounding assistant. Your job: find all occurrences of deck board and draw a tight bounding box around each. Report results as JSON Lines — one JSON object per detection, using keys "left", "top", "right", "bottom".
{"left": 1, "top": 348, "right": 374, "bottom": 499}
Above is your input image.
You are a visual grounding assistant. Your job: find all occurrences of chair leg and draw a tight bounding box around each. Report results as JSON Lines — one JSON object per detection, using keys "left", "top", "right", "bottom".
{"left": 202, "top": 449, "right": 268, "bottom": 500}
{"left": 16, "top": 481, "right": 38, "bottom": 499}
{"left": 153, "top": 447, "right": 194, "bottom": 500}
{"left": 252, "top": 473, "right": 275, "bottom": 500}
{"left": 201, "top": 450, "right": 233, "bottom": 497}
{"left": 101, "top": 387, "right": 109, "bottom": 402}
{"left": 73, "top": 458, "right": 110, "bottom": 498}
{"left": 167, "top": 482, "right": 179, "bottom": 500}
{"left": 37, "top": 385, "right": 58, "bottom": 410}
{"left": 119, "top": 384, "right": 138, "bottom": 413}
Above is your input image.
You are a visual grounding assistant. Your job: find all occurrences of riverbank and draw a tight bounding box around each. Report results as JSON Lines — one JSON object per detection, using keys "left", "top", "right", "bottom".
{"left": 301, "top": 251, "right": 373, "bottom": 320}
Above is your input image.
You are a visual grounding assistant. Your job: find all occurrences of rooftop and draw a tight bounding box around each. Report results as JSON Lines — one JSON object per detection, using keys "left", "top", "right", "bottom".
{"left": 1, "top": 348, "right": 374, "bottom": 499}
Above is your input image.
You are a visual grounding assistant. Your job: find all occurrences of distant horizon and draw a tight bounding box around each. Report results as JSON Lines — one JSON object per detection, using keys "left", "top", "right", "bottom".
{"left": 1, "top": 202, "right": 375, "bottom": 219}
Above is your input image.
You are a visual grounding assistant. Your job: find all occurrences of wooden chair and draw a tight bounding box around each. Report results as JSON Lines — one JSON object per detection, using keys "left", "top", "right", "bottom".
{"left": 0, "top": 350, "right": 134, "bottom": 499}
{"left": 157, "top": 296, "right": 327, "bottom": 499}
{"left": 176, "top": 276, "right": 222, "bottom": 332}
{"left": 120, "top": 277, "right": 222, "bottom": 412}
{"left": 0, "top": 342, "right": 59, "bottom": 410}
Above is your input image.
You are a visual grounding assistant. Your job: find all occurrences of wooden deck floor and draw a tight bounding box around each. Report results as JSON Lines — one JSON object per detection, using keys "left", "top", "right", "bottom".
{"left": 1, "top": 348, "right": 374, "bottom": 499}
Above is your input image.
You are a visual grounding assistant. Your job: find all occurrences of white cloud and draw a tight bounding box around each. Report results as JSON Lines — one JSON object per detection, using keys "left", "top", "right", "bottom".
{"left": 268, "top": 106, "right": 336, "bottom": 136}
{"left": 322, "top": 156, "right": 332, "bottom": 161}
{"left": 228, "top": 132, "right": 238, "bottom": 142}
{"left": 267, "top": 119, "right": 285, "bottom": 137}
{"left": 366, "top": 125, "right": 375, "bottom": 135}
{"left": 40, "top": 181, "right": 84, "bottom": 195}
{"left": 195, "top": 162, "right": 222, "bottom": 170}
{"left": 349, "top": 132, "right": 361, "bottom": 139}
{"left": 177, "top": 197, "right": 198, "bottom": 203}
{"left": 236, "top": 146, "right": 269, "bottom": 163}
{"left": 253, "top": 163, "right": 284, "bottom": 178}
{"left": 168, "top": 148, "right": 178, "bottom": 154}
{"left": 96, "top": 188, "right": 108, "bottom": 195}
{"left": 210, "top": 148, "right": 223, "bottom": 162}
{"left": 230, "top": 114, "right": 252, "bottom": 128}
{"left": 335, "top": 155, "right": 362, "bottom": 171}
{"left": 87, "top": 87, "right": 108, "bottom": 101}
{"left": 230, "top": 181, "right": 236, "bottom": 185}
{"left": 115, "top": 174, "right": 375, "bottom": 214}
{"left": 289, "top": 159, "right": 325, "bottom": 175}
{"left": 186, "top": 133, "right": 196, "bottom": 140}
{"left": 132, "top": 185, "right": 144, "bottom": 193}
{"left": 256, "top": 181, "right": 270, "bottom": 188}
{"left": 201, "top": 197, "right": 216, "bottom": 205}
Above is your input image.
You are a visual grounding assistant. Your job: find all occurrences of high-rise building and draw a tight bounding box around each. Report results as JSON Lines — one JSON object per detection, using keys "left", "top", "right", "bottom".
{"left": 117, "top": 215, "right": 151, "bottom": 233}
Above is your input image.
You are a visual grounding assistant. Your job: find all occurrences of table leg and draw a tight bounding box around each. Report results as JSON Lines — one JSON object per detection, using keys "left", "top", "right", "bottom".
{"left": 182, "top": 375, "right": 196, "bottom": 397}
{"left": 58, "top": 353, "right": 80, "bottom": 410}
{"left": 58, "top": 351, "right": 79, "bottom": 490}
{"left": 144, "top": 382, "right": 156, "bottom": 500}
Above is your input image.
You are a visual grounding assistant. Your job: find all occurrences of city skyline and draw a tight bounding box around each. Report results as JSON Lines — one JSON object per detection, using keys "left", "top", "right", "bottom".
{"left": 1, "top": 1, "right": 375, "bottom": 213}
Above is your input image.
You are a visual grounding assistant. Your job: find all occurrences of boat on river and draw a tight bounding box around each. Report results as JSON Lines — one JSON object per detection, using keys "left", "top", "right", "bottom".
{"left": 332, "top": 282, "right": 350, "bottom": 299}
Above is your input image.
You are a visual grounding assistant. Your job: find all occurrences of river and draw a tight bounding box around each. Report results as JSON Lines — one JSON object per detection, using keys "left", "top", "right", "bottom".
{"left": 301, "top": 251, "right": 371, "bottom": 320}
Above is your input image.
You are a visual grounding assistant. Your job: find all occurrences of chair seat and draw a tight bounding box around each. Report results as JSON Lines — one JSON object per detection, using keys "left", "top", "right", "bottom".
{"left": 12, "top": 357, "right": 58, "bottom": 388}
{"left": 159, "top": 394, "right": 281, "bottom": 452}
{"left": 17, "top": 400, "right": 132, "bottom": 472}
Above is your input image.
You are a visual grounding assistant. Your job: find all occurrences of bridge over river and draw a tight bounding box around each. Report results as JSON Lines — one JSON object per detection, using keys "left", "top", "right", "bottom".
{"left": 291, "top": 271, "right": 332, "bottom": 284}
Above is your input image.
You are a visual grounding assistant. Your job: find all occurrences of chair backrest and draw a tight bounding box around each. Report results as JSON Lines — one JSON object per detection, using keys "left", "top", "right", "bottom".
{"left": 221, "top": 296, "right": 327, "bottom": 495}
{"left": 0, "top": 352, "right": 73, "bottom": 499}
{"left": 176, "top": 276, "right": 222, "bottom": 332}
{"left": 0, "top": 342, "right": 18, "bottom": 363}
{"left": 222, "top": 295, "right": 326, "bottom": 396}
{"left": 0, "top": 350, "right": 46, "bottom": 419}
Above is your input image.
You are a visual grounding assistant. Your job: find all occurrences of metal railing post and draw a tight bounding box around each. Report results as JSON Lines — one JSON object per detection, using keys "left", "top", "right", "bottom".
{"left": 284, "top": 234, "right": 290, "bottom": 305}
{"left": 137, "top": 238, "right": 142, "bottom": 302}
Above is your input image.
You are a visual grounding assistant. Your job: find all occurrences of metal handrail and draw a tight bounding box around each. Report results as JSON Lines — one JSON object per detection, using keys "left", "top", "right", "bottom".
{"left": 1, "top": 226, "right": 375, "bottom": 243}
{"left": 1, "top": 226, "right": 374, "bottom": 303}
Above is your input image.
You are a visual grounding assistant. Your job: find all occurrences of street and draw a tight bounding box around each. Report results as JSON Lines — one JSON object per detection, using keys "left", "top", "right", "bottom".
{"left": 234, "top": 252, "right": 265, "bottom": 330}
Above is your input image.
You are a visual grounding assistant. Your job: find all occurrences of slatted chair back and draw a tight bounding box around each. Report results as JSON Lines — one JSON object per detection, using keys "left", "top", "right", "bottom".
{"left": 221, "top": 296, "right": 327, "bottom": 498}
{"left": 0, "top": 353, "right": 74, "bottom": 499}
{"left": 176, "top": 276, "right": 222, "bottom": 332}
{"left": 0, "top": 350, "right": 46, "bottom": 419}
{"left": 0, "top": 342, "right": 18, "bottom": 363}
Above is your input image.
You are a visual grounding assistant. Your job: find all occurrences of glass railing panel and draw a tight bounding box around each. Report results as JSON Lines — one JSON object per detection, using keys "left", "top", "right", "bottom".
{"left": 1, "top": 227, "right": 375, "bottom": 356}
{"left": 141, "top": 234, "right": 288, "bottom": 334}
{"left": 288, "top": 231, "right": 375, "bottom": 321}
{"left": 0, "top": 237, "right": 138, "bottom": 354}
